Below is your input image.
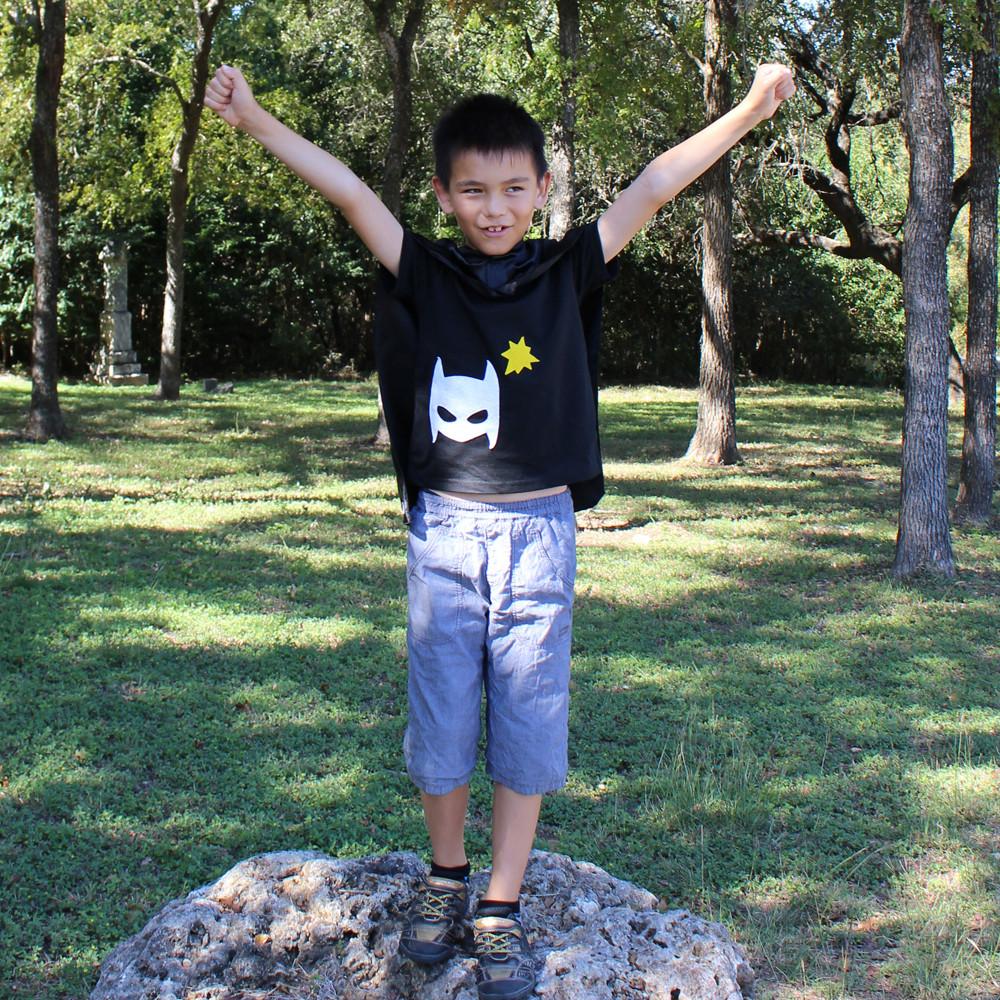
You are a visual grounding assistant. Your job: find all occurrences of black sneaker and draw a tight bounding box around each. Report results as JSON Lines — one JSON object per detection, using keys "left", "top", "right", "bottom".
{"left": 398, "top": 875, "right": 469, "bottom": 964}
{"left": 473, "top": 913, "right": 538, "bottom": 999}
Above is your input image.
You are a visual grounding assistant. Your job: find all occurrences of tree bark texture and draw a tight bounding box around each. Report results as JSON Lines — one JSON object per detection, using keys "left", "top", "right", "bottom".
{"left": 686, "top": 0, "right": 740, "bottom": 465}
{"left": 369, "top": 0, "right": 425, "bottom": 447}
{"left": 371, "top": 0, "right": 425, "bottom": 218}
{"left": 955, "top": 0, "right": 998, "bottom": 522}
{"left": 549, "top": 0, "right": 579, "bottom": 240}
{"left": 893, "top": 0, "right": 955, "bottom": 578}
{"left": 156, "top": 0, "right": 225, "bottom": 401}
{"left": 25, "top": 0, "right": 67, "bottom": 441}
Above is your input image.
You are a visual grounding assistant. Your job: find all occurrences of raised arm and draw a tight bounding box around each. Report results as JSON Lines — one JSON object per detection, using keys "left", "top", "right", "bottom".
{"left": 204, "top": 65, "right": 403, "bottom": 276}
{"left": 597, "top": 63, "right": 795, "bottom": 263}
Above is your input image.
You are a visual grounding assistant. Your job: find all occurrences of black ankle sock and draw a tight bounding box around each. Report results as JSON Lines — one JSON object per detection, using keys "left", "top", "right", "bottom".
{"left": 476, "top": 898, "right": 520, "bottom": 918}
{"left": 430, "top": 860, "right": 470, "bottom": 881}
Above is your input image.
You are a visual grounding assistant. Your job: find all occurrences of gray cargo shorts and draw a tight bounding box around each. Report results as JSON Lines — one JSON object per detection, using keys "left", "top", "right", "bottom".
{"left": 404, "top": 488, "right": 576, "bottom": 797}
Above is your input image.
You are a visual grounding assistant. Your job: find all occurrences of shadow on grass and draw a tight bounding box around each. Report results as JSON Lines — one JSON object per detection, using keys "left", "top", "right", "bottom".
{"left": 1, "top": 378, "right": 996, "bottom": 999}
{"left": 1, "top": 379, "right": 390, "bottom": 493}
{"left": 1, "top": 530, "right": 416, "bottom": 996}
{"left": 598, "top": 386, "right": 904, "bottom": 465}
{"left": 556, "top": 576, "right": 998, "bottom": 996}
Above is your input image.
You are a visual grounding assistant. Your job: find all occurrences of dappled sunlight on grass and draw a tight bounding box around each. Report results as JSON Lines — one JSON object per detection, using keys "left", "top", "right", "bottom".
{"left": 915, "top": 762, "right": 1000, "bottom": 827}
{"left": 882, "top": 844, "right": 1000, "bottom": 999}
{"left": 1, "top": 375, "right": 997, "bottom": 999}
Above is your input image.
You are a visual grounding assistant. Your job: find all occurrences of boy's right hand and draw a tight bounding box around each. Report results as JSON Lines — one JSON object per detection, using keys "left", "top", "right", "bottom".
{"left": 204, "top": 64, "right": 259, "bottom": 130}
{"left": 201, "top": 61, "right": 403, "bottom": 274}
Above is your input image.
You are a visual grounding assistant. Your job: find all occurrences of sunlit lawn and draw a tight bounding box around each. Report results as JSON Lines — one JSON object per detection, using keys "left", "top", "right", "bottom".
{"left": 1, "top": 374, "right": 998, "bottom": 999}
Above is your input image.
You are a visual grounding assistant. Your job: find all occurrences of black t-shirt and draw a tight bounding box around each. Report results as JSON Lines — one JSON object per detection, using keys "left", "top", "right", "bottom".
{"left": 374, "top": 222, "right": 616, "bottom": 519}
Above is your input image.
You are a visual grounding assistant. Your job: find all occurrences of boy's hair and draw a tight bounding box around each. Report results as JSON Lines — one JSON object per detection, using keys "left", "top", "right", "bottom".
{"left": 433, "top": 94, "right": 548, "bottom": 188}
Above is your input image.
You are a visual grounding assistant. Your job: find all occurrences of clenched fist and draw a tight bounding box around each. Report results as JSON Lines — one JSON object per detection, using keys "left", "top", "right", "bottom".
{"left": 204, "top": 64, "right": 260, "bottom": 130}
{"left": 742, "top": 63, "right": 796, "bottom": 123}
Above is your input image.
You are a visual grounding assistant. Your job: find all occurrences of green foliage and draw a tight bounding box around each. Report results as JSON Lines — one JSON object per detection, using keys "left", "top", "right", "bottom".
{"left": 766, "top": 0, "right": 902, "bottom": 90}
{"left": 0, "top": 164, "right": 116, "bottom": 378}
{"left": 734, "top": 249, "right": 906, "bottom": 385}
{"left": 180, "top": 189, "right": 376, "bottom": 376}
{"left": 0, "top": 168, "right": 34, "bottom": 369}
{"left": 0, "top": 7, "right": 35, "bottom": 174}
{"left": 57, "top": 0, "right": 190, "bottom": 227}
{"left": 0, "top": 0, "right": 976, "bottom": 386}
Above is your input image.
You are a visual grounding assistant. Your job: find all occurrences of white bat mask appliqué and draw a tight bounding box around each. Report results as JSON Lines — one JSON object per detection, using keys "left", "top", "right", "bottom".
{"left": 428, "top": 357, "right": 500, "bottom": 450}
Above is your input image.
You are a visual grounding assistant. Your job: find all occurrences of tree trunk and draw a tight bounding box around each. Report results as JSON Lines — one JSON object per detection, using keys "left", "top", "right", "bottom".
{"left": 372, "top": 0, "right": 424, "bottom": 217}
{"left": 155, "top": 1, "right": 225, "bottom": 401}
{"left": 549, "top": 0, "right": 579, "bottom": 240}
{"left": 378, "top": 51, "right": 410, "bottom": 214}
{"left": 370, "top": 0, "right": 425, "bottom": 447}
{"left": 955, "top": 0, "right": 998, "bottom": 523}
{"left": 25, "top": 0, "right": 67, "bottom": 442}
{"left": 157, "top": 126, "right": 192, "bottom": 401}
{"left": 892, "top": 0, "right": 955, "bottom": 578}
{"left": 686, "top": 0, "right": 739, "bottom": 465}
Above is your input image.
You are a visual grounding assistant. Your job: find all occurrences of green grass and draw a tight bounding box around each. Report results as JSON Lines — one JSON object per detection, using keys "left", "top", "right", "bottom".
{"left": 1, "top": 374, "right": 998, "bottom": 1000}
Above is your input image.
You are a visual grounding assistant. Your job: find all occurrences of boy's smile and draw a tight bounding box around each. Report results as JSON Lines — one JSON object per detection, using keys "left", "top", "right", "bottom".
{"left": 432, "top": 149, "right": 551, "bottom": 256}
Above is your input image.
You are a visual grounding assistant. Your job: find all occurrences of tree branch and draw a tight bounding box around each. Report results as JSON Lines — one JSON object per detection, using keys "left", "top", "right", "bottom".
{"left": 847, "top": 102, "right": 902, "bottom": 126}
{"left": 364, "top": 0, "right": 393, "bottom": 43}
{"left": 7, "top": 2, "right": 39, "bottom": 37}
{"left": 736, "top": 227, "right": 851, "bottom": 256}
{"left": 794, "top": 71, "right": 830, "bottom": 114}
{"left": 86, "top": 53, "right": 186, "bottom": 107}
{"left": 781, "top": 26, "right": 838, "bottom": 92}
{"left": 769, "top": 144, "right": 842, "bottom": 198}
{"left": 656, "top": 6, "right": 705, "bottom": 76}
{"left": 200, "top": 0, "right": 225, "bottom": 33}
{"left": 748, "top": 23, "right": 971, "bottom": 287}
{"left": 950, "top": 165, "right": 972, "bottom": 228}
{"left": 400, "top": 0, "right": 425, "bottom": 53}
{"left": 760, "top": 142, "right": 902, "bottom": 273}
{"left": 781, "top": 31, "right": 840, "bottom": 117}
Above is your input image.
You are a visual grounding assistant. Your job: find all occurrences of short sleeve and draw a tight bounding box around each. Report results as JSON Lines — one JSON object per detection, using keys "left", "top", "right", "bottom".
{"left": 568, "top": 221, "right": 619, "bottom": 300}
{"left": 385, "top": 229, "right": 423, "bottom": 303}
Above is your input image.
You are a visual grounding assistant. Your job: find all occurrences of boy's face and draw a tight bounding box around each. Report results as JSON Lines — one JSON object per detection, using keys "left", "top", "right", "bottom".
{"left": 432, "top": 148, "right": 551, "bottom": 256}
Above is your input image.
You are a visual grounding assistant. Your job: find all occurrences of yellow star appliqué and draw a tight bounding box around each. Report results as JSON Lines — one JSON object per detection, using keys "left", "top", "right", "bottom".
{"left": 501, "top": 337, "right": 540, "bottom": 375}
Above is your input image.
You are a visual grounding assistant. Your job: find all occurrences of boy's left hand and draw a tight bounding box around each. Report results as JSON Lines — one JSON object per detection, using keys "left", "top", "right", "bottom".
{"left": 742, "top": 63, "right": 796, "bottom": 123}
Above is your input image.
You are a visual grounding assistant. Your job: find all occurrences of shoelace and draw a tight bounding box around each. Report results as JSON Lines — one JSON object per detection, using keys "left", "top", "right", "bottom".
{"left": 476, "top": 927, "right": 521, "bottom": 959}
{"left": 418, "top": 886, "right": 461, "bottom": 922}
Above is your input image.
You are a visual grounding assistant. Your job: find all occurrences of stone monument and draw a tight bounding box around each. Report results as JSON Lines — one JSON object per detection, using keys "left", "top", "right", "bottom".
{"left": 92, "top": 238, "right": 147, "bottom": 386}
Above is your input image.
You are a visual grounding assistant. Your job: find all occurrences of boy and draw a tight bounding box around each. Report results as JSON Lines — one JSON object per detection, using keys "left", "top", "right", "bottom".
{"left": 205, "top": 62, "right": 794, "bottom": 999}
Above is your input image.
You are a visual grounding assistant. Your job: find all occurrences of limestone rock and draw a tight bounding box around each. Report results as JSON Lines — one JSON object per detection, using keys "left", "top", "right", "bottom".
{"left": 90, "top": 850, "right": 753, "bottom": 1000}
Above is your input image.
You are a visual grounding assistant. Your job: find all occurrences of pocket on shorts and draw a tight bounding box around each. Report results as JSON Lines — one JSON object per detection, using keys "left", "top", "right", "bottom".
{"left": 406, "top": 513, "right": 464, "bottom": 646}
{"left": 529, "top": 514, "right": 577, "bottom": 591}
{"left": 406, "top": 511, "right": 446, "bottom": 580}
